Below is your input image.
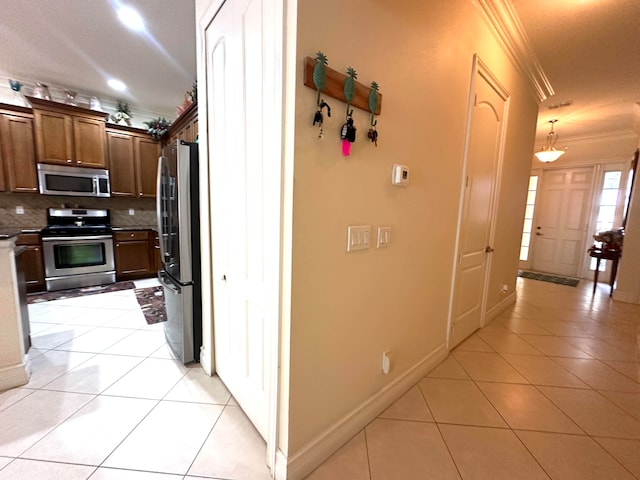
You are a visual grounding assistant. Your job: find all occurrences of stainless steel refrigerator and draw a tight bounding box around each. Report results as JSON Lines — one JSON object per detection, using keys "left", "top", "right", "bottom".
{"left": 156, "top": 140, "right": 202, "bottom": 363}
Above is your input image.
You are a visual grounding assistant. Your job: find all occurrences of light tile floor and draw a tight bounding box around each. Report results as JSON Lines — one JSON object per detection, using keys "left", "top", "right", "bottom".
{"left": 0, "top": 280, "right": 271, "bottom": 480}
{"left": 3, "top": 278, "right": 640, "bottom": 479}
{"left": 307, "top": 278, "right": 640, "bottom": 479}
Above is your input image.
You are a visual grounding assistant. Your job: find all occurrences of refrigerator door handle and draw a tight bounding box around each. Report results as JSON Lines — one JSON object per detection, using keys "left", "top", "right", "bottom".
{"left": 158, "top": 270, "right": 181, "bottom": 293}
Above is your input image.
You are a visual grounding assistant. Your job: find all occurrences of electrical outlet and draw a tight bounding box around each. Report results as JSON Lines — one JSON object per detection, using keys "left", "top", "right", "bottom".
{"left": 128, "top": 208, "right": 135, "bottom": 216}
{"left": 500, "top": 284, "right": 508, "bottom": 294}
{"left": 382, "top": 350, "right": 391, "bottom": 374}
{"left": 15, "top": 206, "right": 24, "bottom": 215}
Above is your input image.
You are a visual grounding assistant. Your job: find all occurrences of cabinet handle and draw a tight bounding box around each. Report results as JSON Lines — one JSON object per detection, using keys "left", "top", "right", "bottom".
{"left": 34, "top": 248, "right": 39, "bottom": 251}
{"left": 66, "top": 159, "right": 72, "bottom": 163}
{"left": 116, "top": 243, "right": 120, "bottom": 247}
{"left": 139, "top": 193, "right": 143, "bottom": 197}
{"left": 77, "top": 160, "right": 82, "bottom": 164}
{"left": 130, "top": 234, "right": 134, "bottom": 237}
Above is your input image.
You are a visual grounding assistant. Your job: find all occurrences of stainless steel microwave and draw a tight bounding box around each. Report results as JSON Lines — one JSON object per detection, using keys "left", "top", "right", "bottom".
{"left": 37, "top": 163, "right": 110, "bottom": 197}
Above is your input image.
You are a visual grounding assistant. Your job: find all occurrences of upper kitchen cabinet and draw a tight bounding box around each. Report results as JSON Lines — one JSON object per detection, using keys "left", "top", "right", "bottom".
{"left": 30, "top": 97, "right": 107, "bottom": 169}
{"left": 107, "top": 126, "right": 160, "bottom": 197}
{"left": 165, "top": 102, "right": 198, "bottom": 145}
{"left": 0, "top": 104, "right": 38, "bottom": 193}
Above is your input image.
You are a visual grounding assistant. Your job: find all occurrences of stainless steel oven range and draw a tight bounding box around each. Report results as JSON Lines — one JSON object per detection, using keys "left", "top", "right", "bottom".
{"left": 40, "top": 208, "right": 116, "bottom": 291}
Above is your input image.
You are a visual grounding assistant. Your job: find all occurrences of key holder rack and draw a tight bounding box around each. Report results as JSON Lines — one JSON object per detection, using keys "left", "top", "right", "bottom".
{"left": 303, "top": 56, "right": 383, "bottom": 116}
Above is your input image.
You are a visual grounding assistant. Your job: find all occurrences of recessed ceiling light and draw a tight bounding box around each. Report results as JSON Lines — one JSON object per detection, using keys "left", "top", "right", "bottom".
{"left": 117, "top": 6, "right": 145, "bottom": 32}
{"left": 108, "top": 79, "right": 127, "bottom": 91}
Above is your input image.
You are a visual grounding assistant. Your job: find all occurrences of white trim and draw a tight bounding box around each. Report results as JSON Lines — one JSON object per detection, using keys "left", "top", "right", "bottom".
{"left": 281, "top": 344, "right": 448, "bottom": 480}
{"left": 0, "top": 357, "right": 30, "bottom": 392}
{"left": 471, "top": 0, "right": 553, "bottom": 102}
{"left": 484, "top": 291, "right": 517, "bottom": 324}
{"left": 612, "top": 290, "right": 640, "bottom": 304}
{"left": 274, "top": 450, "right": 289, "bottom": 480}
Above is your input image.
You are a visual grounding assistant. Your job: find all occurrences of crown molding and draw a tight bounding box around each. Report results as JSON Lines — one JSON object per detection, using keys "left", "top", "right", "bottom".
{"left": 560, "top": 129, "right": 638, "bottom": 146}
{"left": 471, "top": 0, "right": 554, "bottom": 102}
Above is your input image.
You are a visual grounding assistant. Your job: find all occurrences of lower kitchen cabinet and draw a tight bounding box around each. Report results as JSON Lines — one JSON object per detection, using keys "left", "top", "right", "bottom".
{"left": 114, "top": 230, "right": 156, "bottom": 280}
{"left": 15, "top": 233, "right": 45, "bottom": 293}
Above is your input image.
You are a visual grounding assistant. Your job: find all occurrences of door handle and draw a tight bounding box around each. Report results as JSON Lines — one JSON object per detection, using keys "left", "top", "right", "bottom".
{"left": 484, "top": 246, "right": 494, "bottom": 253}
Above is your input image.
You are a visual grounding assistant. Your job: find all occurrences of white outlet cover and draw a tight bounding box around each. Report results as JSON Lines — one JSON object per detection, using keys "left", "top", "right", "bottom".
{"left": 15, "top": 206, "right": 24, "bottom": 214}
{"left": 128, "top": 208, "right": 135, "bottom": 215}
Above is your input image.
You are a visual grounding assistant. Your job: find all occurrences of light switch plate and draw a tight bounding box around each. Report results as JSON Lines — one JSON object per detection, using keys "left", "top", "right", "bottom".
{"left": 15, "top": 206, "right": 24, "bottom": 215}
{"left": 128, "top": 208, "right": 135, "bottom": 215}
{"left": 377, "top": 226, "right": 391, "bottom": 248}
{"left": 347, "top": 225, "right": 371, "bottom": 252}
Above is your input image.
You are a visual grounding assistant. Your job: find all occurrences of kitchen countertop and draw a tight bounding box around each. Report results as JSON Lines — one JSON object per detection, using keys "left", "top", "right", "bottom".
{"left": 0, "top": 229, "right": 21, "bottom": 240}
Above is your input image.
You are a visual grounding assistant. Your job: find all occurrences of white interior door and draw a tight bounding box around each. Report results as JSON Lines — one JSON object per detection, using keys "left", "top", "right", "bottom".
{"left": 531, "top": 167, "right": 594, "bottom": 277}
{"left": 450, "top": 58, "right": 508, "bottom": 349}
{"left": 205, "top": 0, "right": 279, "bottom": 441}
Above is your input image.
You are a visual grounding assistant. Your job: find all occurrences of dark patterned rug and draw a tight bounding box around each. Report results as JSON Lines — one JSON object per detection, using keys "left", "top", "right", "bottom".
{"left": 134, "top": 286, "right": 167, "bottom": 325}
{"left": 518, "top": 270, "right": 580, "bottom": 287}
{"left": 27, "top": 281, "right": 136, "bottom": 304}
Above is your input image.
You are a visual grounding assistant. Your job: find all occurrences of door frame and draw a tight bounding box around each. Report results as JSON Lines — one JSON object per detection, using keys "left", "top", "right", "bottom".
{"left": 195, "top": 0, "right": 284, "bottom": 474}
{"left": 447, "top": 55, "right": 509, "bottom": 347}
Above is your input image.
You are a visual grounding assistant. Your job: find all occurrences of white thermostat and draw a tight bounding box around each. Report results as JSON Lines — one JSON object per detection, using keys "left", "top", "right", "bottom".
{"left": 392, "top": 164, "right": 409, "bottom": 186}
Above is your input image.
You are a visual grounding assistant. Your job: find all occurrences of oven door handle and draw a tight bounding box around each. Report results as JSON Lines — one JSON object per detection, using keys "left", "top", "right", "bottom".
{"left": 42, "top": 235, "right": 113, "bottom": 242}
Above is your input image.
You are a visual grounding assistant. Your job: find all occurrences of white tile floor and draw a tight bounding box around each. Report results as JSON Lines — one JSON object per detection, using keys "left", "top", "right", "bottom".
{"left": 0, "top": 280, "right": 271, "bottom": 480}
{"left": 2, "top": 277, "right": 640, "bottom": 479}
{"left": 307, "top": 278, "right": 640, "bottom": 479}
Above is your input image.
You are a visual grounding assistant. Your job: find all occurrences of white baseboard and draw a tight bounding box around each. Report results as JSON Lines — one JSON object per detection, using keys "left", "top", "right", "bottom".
{"left": 612, "top": 290, "right": 640, "bottom": 304}
{"left": 0, "top": 357, "right": 30, "bottom": 392}
{"left": 484, "top": 291, "right": 517, "bottom": 324}
{"left": 279, "top": 343, "right": 448, "bottom": 480}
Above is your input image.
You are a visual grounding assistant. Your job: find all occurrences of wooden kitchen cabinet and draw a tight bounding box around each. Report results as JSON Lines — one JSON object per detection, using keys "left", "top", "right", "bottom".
{"left": 107, "top": 127, "right": 160, "bottom": 197}
{"left": 151, "top": 230, "right": 162, "bottom": 272}
{"left": 15, "top": 233, "right": 46, "bottom": 293}
{"left": 165, "top": 101, "right": 198, "bottom": 146}
{"left": 114, "top": 230, "right": 155, "bottom": 280}
{"left": 0, "top": 105, "right": 38, "bottom": 193}
{"left": 31, "top": 97, "right": 107, "bottom": 168}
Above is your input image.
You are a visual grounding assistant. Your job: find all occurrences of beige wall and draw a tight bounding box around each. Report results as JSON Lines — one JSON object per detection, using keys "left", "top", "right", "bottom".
{"left": 286, "top": 0, "right": 538, "bottom": 456}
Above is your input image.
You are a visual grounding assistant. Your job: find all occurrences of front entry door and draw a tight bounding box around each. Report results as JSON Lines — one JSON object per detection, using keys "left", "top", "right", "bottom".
{"left": 531, "top": 167, "right": 594, "bottom": 277}
{"left": 449, "top": 58, "right": 508, "bottom": 349}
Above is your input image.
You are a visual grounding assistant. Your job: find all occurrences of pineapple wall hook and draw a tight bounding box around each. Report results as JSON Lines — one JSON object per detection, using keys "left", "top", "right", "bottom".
{"left": 312, "top": 51, "right": 331, "bottom": 139}
{"left": 340, "top": 67, "right": 357, "bottom": 156}
{"left": 367, "top": 81, "right": 380, "bottom": 146}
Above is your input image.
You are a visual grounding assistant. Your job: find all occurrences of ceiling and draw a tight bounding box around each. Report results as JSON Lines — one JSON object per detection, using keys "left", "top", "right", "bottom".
{"left": 0, "top": 0, "right": 638, "bottom": 145}
{"left": 510, "top": 0, "right": 640, "bottom": 144}
{"left": 0, "top": 0, "right": 196, "bottom": 120}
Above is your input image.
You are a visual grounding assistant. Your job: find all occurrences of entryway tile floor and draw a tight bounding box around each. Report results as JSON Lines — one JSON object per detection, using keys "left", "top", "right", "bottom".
{"left": 307, "top": 279, "right": 640, "bottom": 479}
{"left": 0, "top": 279, "right": 271, "bottom": 480}
{"left": 2, "top": 278, "right": 640, "bottom": 479}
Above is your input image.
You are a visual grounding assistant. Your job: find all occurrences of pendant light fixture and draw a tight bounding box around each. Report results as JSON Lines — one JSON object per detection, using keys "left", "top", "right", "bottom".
{"left": 534, "top": 119, "right": 566, "bottom": 163}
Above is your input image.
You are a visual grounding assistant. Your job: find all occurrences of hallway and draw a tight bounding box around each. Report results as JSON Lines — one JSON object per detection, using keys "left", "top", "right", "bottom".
{"left": 307, "top": 278, "right": 640, "bottom": 479}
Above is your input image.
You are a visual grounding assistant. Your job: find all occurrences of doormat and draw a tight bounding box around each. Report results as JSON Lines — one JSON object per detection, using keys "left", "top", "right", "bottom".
{"left": 27, "top": 281, "right": 136, "bottom": 304}
{"left": 517, "top": 270, "right": 580, "bottom": 287}
{"left": 134, "top": 286, "right": 167, "bottom": 325}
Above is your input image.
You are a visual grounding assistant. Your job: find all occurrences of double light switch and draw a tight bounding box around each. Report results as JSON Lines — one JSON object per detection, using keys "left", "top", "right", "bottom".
{"left": 347, "top": 225, "right": 392, "bottom": 252}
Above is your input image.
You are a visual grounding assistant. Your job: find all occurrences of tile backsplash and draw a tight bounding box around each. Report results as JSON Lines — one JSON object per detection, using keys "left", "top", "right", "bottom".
{"left": 0, "top": 193, "right": 156, "bottom": 228}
